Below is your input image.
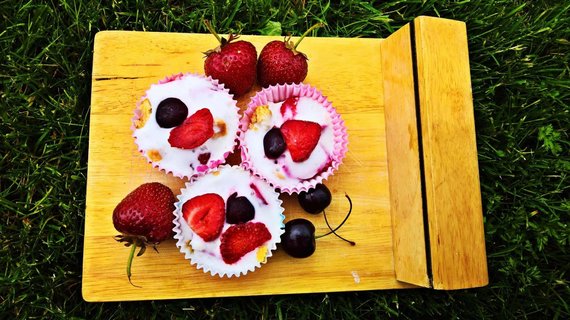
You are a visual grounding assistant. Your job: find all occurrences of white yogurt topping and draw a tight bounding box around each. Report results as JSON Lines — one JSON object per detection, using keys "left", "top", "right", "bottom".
{"left": 133, "top": 74, "right": 238, "bottom": 178}
{"left": 243, "top": 96, "right": 334, "bottom": 187}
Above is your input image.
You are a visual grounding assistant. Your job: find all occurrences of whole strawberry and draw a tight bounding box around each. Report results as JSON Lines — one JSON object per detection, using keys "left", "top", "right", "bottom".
{"left": 257, "top": 23, "right": 323, "bottom": 87}
{"left": 203, "top": 20, "right": 257, "bottom": 96}
{"left": 113, "top": 182, "right": 176, "bottom": 286}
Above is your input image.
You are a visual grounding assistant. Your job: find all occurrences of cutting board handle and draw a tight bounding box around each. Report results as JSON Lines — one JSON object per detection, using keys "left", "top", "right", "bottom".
{"left": 382, "top": 16, "right": 488, "bottom": 290}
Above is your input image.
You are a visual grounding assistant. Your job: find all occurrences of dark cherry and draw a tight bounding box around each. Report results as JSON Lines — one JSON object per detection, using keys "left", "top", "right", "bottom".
{"left": 281, "top": 219, "right": 316, "bottom": 258}
{"left": 156, "top": 97, "right": 188, "bottom": 128}
{"left": 298, "top": 184, "right": 332, "bottom": 214}
{"left": 263, "top": 127, "right": 286, "bottom": 159}
{"left": 281, "top": 194, "right": 354, "bottom": 258}
{"left": 226, "top": 192, "right": 255, "bottom": 224}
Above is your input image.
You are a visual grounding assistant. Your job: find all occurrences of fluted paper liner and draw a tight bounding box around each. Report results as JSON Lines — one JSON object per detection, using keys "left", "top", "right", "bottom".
{"left": 131, "top": 73, "right": 240, "bottom": 180}
{"left": 238, "top": 83, "right": 348, "bottom": 194}
{"left": 172, "top": 165, "right": 285, "bottom": 278}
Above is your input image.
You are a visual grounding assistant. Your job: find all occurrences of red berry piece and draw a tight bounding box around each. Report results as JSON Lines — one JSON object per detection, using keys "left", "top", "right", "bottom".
{"left": 280, "top": 119, "right": 322, "bottom": 162}
{"left": 156, "top": 98, "right": 188, "bottom": 128}
{"left": 112, "top": 182, "right": 176, "bottom": 285}
{"left": 257, "top": 23, "right": 323, "bottom": 87}
{"left": 198, "top": 152, "right": 211, "bottom": 165}
{"left": 220, "top": 222, "right": 271, "bottom": 264}
{"left": 280, "top": 96, "right": 298, "bottom": 118}
{"left": 182, "top": 193, "right": 225, "bottom": 242}
{"left": 168, "top": 108, "right": 214, "bottom": 149}
{"left": 226, "top": 192, "right": 255, "bottom": 224}
{"left": 249, "top": 183, "right": 268, "bottom": 205}
{"left": 203, "top": 20, "right": 257, "bottom": 96}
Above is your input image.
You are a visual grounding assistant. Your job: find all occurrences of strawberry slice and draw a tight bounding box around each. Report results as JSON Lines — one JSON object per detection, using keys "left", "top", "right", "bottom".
{"left": 220, "top": 222, "right": 271, "bottom": 264}
{"left": 168, "top": 108, "right": 214, "bottom": 149}
{"left": 182, "top": 193, "right": 225, "bottom": 242}
{"left": 280, "top": 119, "right": 322, "bottom": 162}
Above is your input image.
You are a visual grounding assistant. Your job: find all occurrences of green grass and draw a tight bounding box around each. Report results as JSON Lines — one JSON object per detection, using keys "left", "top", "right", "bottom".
{"left": 1, "top": 0, "right": 568, "bottom": 318}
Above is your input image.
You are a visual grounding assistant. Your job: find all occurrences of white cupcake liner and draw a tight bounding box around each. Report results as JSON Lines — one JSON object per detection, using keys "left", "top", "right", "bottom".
{"left": 131, "top": 72, "right": 240, "bottom": 180}
{"left": 238, "top": 83, "right": 348, "bottom": 194}
{"left": 172, "top": 165, "right": 285, "bottom": 278}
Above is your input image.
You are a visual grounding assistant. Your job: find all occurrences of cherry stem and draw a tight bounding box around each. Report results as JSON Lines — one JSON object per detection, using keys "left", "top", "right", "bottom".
{"left": 294, "top": 22, "right": 324, "bottom": 49}
{"left": 127, "top": 243, "right": 142, "bottom": 288}
{"left": 315, "top": 194, "right": 355, "bottom": 245}
{"left": 323, "top": 209, "right": 356, "bottom": 245}
{"left": 204, "top": 20, "right": 222, "bottom": 44}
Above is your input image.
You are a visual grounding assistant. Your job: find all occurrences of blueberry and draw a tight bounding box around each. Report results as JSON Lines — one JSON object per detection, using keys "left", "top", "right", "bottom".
{"left": 263, "top": 127, "right": 286, "bottom": 159}
{"left": 156, "top": 98, "right": 188, "bottom": 128}
{"left": 298, "top": 184, "right": 332, "bottom": 214}
{"left": 226, "top": 192, "right": 255, "bottom": 224}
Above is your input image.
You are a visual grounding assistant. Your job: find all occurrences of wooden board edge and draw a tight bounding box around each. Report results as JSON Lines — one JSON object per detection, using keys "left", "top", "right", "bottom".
{"left": 83, "top": 30, "right": 131, "bottom": 301}
{"left": 381, "top": 23, "right": 430, "bottom": 288}
{"left": 414, "top": 16, "right": 489, "bottom": 290}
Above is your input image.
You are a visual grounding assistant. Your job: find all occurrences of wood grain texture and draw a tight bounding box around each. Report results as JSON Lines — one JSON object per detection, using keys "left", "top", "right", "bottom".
{"left": 380, "top": 25, "right": 430, "bottom": 288}
{"left": 83, "top": 31, "right": 412, "bottom": 302}
{"left": 414, "top": 16, "right": 489, "bottom": 289}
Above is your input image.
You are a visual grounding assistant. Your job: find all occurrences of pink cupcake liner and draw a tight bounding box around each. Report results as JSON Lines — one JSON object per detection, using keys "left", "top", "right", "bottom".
{"left": 172, "top": 165, "right": 285, "bottom": 278}
{"left": 131, "top": 72, "right": 240, "bottom": 180}
{"left": 238, "top": 83, "right": 348, "bottom": 194}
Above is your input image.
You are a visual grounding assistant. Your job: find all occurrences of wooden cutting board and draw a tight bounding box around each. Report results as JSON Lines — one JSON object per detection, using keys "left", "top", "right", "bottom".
{"left": 83, "top": 16, "right": 488, "bottom": 302}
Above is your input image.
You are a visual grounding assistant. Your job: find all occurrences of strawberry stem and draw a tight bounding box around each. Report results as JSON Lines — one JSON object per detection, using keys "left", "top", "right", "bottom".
{"left": 294, "top": 22, "right": 324, "bottom": 49}
{"left": 204, "top": 20, "right": 222, "bottom": 44}
{"left": 127, "top": 242, "right": 142, "bottom": 288}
